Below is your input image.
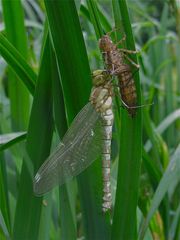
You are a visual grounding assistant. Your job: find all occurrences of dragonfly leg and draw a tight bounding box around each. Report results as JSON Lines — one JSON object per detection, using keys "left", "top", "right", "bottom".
{"left": 123, "top": 53, "right": 140, "bottom": 69}
{"left": 106, "top": 27, "right": 123, "bottom": 36}
{"left": 114, "top": 35, "right": 126, "bottom": 46}
{"left": 119, "top": 48, "right": 139, "bottom": 54}
{"left": 120, "top": 98, "right": 153, "bottom": 109}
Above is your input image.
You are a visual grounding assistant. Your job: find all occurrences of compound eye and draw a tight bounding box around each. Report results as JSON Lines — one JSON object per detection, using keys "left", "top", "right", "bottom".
{"left": 102, "top": 70, "right": 108, "bottom": 75}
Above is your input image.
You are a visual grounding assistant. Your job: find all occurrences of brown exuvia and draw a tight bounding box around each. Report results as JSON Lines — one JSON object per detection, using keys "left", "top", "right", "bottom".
{"left": 99, "top": 34, "right": 139, "bottom": 117}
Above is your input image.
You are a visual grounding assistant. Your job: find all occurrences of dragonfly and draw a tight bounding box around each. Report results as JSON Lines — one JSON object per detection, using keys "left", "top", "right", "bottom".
{"left": 34, "top": 70, "right": 114, "bottom": 212}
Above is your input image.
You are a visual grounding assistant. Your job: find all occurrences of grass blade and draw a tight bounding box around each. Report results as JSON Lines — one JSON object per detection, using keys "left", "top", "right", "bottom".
{"left": 0, "top": 33, "right": 36, "bottom": 95}
{"left": 44, "top": 1, "right": 110, "bottom": 238}
{"left": 87, "top": 1, "right": 103, "bottom": 38}
{"left": 0, "top": 153, "right": 11, "bottom": 237}
{"left": 111, "top": 0, "right": 142, "bottom": 239}
{"left": 139, "top": 143, "right": 180, "bottom": 239}
{"left": 169, "top": 202, "right": 180, "bottom": 240}
{"left": 0, "top": 132, "right": 26, "bottom": 151}
{"left": 51, "top": 26, "right": 77, "bottom": 239}
{"left": 13, "top": 32, "right": 53, "bottom": 239}
{"left": 0, "top": 210, "right": 10, "bottom": 239}
{"left": 2, "top": 0, "right": 30, "bottom": 130}
{"left": 145, "top": 109, "right": 180, "bottom": 152}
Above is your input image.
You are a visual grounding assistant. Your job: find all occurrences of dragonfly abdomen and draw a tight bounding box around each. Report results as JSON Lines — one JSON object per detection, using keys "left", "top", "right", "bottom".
{"left": 90, "top": 71, "right": 114, "bottom": 212}
{"left": 101, "top": 109, "right": 113, "bottom": 212}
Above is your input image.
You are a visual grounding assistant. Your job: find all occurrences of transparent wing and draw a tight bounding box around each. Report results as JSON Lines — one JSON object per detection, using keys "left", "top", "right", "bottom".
{"left": 34, "top": 103, "right": 103, "bottom": 195}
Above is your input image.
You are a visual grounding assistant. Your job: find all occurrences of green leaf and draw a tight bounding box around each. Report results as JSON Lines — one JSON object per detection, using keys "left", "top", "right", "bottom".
{"left": 87, "top": 1, "right": 103, "bottom": 38}
{"left": 44, "top": 1, "right": 110, "bottom": 239}
{"left": 139, "top": 144, "right": 180, "bottom": 239}
{"left": 0, "top": 33, "right": 36, "bottom": 95}
{"left": 13, "top": 32, "right": 54, "bottom": 239}
{"left": 145, "top": 109, "right": 180, "bottom": 152}
{"left": 0, "top": 153, "right": 11, "bottom": 236}
{"left": 50, "top": 22, "right": 77, "bottom": 239}
{"left": 111, "top": 1, "right": 142, "bottom": 239}
{"left": 2, "top": 0, "right": 30, "bottom": 130}
{"left": 0, "top": 210, "right": 10, "bottom": 239}
{"left": 0, "top": 132, "right": 26, "bottom": 151}
{"left": 169, "top": 202, "right": 180, "bottom": 240}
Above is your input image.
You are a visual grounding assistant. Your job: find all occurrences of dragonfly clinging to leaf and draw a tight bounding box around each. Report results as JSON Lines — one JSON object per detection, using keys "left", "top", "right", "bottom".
{"left": 34, "top": 70, "right": 114, "bottom": 212}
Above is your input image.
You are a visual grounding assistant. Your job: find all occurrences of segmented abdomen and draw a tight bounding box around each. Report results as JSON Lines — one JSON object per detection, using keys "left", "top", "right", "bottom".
{"left": 118, "top": 65, "right": 137, "bottom": 117}
{"left": 99, "top": 34, "right": 138, "bottom": 117}
{"left": 89, "top": 74, "right": 113, "bottom": 212}
{"left": 101, "top": 109, "right": 113, "bottom": 212}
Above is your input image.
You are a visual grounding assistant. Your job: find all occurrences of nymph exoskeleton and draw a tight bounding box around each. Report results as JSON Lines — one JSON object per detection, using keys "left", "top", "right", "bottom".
{"left": 99, "top": 32, "right": 139, "bottom": 117}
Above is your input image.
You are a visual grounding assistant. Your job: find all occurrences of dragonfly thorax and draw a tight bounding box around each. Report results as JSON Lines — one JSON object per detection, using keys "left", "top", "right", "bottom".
{"left": 90, "top": 84, "right": 112, "bottom": 113}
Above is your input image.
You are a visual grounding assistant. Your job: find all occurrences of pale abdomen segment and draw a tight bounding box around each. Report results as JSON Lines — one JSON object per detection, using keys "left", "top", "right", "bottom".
{"left": 101, "top": 109, "right": 113, "bottom": 212}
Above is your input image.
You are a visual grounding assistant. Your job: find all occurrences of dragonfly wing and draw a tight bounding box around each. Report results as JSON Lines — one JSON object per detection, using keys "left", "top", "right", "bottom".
{"left": 34, "top": 103, "right": 103, "bottom": 195}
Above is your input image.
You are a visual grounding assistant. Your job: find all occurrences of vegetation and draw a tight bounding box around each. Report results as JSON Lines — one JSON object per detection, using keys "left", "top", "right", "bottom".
{"left": 0, "top": 0, "right": 179, "bottom": 239}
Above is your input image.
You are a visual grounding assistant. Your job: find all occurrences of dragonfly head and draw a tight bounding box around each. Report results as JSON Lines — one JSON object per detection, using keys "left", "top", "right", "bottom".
{"left": 99, "top": 35, "right": 113, "bottom": 52}
{"left": 92, "top": 70, "right": 111, "bottom": 86}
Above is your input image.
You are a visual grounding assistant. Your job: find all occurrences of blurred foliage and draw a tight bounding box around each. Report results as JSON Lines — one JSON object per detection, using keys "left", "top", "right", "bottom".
{"left": 0, "top": 0, "right": 179, "bottom": 239}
